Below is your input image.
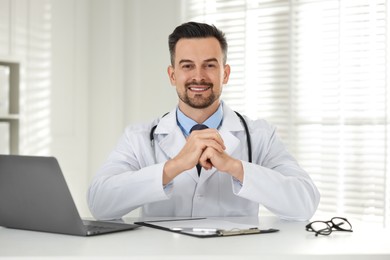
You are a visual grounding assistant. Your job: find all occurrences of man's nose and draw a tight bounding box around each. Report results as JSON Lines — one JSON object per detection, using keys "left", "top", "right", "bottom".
{"left": 191, "top": 67, "right": 206, "bottom": 82}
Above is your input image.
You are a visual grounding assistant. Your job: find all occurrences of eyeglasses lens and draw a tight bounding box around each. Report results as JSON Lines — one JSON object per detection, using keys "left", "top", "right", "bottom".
{"left": 310, "top": 221, "right": 332, "bottom": 235}
{"left": 332, "top": 217, "right": 352, "bottom": 231}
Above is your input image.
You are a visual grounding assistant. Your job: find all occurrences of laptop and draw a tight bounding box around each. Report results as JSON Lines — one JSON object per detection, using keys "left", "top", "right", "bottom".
{"left": 0, "top": 154, "right": 139, "bottom": 236}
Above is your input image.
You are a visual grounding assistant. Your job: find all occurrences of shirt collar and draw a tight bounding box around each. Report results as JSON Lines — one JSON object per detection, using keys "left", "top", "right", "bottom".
{"left": 176, "top": 102, "right": 224, "bottom": 137}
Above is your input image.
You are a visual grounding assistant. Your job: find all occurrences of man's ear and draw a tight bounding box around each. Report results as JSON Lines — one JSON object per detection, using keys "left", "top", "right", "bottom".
{"left": 223, "top": 64, "right": 231, "bottom": 84}
{"left": 167, "top": 65, "right": 176, "bottom": 86}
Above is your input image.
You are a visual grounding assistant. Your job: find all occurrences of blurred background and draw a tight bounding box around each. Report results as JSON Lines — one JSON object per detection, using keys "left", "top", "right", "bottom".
{"left": 0, "top": 0, "right": 389, "bottom": 227}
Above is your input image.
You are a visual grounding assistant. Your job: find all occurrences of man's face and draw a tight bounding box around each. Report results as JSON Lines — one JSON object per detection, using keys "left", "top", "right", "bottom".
{"left": 168, "top": 37, "right": 230, "bottom": 110}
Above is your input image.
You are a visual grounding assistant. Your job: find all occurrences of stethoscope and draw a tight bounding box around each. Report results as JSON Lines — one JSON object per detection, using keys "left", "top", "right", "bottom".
{"left": 149, "top": 111, "right": 252, "bottom": 163}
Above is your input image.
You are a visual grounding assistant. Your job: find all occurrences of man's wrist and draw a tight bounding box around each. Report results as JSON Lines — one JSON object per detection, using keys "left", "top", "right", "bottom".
{"left": 163, "top": 159, "right": 175, "bottom": 185}
{"left": 227, "top": 159, "right": 244, "bottom": 182}
{"left": 163, "top": 158, "right": 183, "bottom": 185}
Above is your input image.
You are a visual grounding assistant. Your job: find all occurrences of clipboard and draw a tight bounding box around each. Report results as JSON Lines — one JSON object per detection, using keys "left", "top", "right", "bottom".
{"left": 134, "top": 218, "right": 279, "bottom": 238}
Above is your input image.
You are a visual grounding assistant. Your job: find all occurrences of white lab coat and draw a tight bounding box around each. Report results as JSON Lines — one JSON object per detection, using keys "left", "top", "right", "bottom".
{"left": 88, "top": 105, "right": 320, "bottom": 221}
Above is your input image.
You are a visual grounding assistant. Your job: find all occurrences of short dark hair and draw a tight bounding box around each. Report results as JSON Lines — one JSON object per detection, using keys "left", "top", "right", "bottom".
{"left": 168, "top": 21, "right": 228, "bottom": 66}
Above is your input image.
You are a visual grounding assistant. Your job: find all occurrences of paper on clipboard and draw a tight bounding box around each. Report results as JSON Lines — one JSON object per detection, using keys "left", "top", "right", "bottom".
{"left": 135, "top": 218, "right": 279, "bottom": 237}
{"left": 150, "top": 218, "right": 256, "bottom": 230}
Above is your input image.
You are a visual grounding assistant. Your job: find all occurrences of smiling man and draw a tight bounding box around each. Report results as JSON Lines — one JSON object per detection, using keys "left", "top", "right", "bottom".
{"left": 87, "top": 22, "right": 320, "bottom": 221}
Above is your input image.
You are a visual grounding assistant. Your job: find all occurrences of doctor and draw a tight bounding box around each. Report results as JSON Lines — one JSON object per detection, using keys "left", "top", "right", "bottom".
{"left": 88, "top": 22, "right": 320, "bottom": 221}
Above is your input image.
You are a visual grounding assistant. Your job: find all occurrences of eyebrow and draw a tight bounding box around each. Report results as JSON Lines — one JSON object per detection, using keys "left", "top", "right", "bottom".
{"left": 204, "top": 58, "right": 219, "bottom": 63}
{"left": 178, "top": 59, "right": 194, "bottom": 65}
{"left": 178, "top": 58, "right": 219, "bottom": 64}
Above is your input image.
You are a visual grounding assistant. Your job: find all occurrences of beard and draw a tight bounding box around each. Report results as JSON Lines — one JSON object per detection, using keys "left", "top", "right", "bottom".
{"left": 177, "top": 82, "right": 219, "bottom": 109}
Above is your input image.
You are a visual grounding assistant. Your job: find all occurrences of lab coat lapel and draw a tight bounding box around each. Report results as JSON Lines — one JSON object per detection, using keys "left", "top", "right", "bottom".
{"left": 153, "top": 110, "right": 199, "bottom": 182}
{"left": 153, "top": 109, "right": 184, "bottom": 161}
{"left": 159, "top": 129, "right": 200, "bottom": 182}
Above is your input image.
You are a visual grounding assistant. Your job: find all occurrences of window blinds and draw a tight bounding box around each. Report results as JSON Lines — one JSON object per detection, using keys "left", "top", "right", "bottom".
{"left": 183, "top": 0, "right": 389, "bottom": 227}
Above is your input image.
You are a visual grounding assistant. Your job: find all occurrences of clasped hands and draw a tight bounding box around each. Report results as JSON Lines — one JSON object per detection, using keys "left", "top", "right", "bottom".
{"left": 163, "top": 128, "right": 243, "bottom": 185}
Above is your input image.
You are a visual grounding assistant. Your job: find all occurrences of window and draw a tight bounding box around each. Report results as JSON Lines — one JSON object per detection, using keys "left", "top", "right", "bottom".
{"left": 183, "top": 0, "right": 390, "bottom": 227}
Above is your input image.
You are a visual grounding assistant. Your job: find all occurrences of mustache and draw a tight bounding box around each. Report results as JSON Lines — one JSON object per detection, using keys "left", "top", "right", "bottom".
{"left": 185, "top": 81, "right": 213, "bottom": 88}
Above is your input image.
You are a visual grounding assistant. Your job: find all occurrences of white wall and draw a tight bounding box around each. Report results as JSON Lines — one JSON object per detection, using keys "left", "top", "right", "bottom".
{"left": 124, "top": 0, "right": 179, "bottom": 124}
{"left": 88, "top": 0, "right": 126, "bottom": 186}
{"left": 51, "top": 0, "right": 180, "bottom": 217}
{"left": 51, "top": 0, "right": 90, "bottom": 216}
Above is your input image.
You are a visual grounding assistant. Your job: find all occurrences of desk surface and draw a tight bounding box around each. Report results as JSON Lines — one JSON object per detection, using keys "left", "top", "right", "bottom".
{"left": 0, "top": 216, "right": 389, "bottom": 259}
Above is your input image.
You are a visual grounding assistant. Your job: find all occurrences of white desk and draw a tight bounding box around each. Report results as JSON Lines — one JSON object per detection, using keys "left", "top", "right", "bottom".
{"left": 0, "top": 216, "right": 389, "bottom": 259}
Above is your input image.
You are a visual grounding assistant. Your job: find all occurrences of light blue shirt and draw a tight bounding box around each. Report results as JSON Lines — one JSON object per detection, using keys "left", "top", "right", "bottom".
{"left": 176, "top": 103, "right": 224, "bottom": 137}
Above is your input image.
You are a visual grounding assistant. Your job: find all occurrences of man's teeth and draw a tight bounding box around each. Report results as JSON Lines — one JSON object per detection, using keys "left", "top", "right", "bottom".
{"left": 190, "top": 87, "right": 210, "bottom": 91}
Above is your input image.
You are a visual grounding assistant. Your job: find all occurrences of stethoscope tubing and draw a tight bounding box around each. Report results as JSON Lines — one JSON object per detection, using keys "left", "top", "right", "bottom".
{"left": 150, "top": 111, "right": 252, "bottom": 163}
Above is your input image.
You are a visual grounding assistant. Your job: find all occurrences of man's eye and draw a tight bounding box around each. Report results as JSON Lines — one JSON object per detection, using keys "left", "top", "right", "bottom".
{"left": 206, "top": 63, "right": 216, "bottom": 68}
{"left": 182, "top": 64, "right": 193, "bottom": 69}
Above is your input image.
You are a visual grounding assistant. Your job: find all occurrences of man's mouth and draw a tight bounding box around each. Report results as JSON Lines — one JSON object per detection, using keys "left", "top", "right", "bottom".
{"left": 186, "top": 82, "right": 213, "bottom": 92}
{"left": 188, "top": 86, "right": 211, "bottom": 92}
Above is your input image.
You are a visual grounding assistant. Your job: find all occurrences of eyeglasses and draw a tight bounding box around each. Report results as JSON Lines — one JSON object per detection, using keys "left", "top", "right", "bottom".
{"left": 305, "top": 217, "right": 353, "bottom": 236}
